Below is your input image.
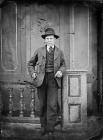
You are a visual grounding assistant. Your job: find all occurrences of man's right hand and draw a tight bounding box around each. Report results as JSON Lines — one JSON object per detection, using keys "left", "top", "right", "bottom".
{"left": 32, "top": 73, "right": 37, "bottom": 79}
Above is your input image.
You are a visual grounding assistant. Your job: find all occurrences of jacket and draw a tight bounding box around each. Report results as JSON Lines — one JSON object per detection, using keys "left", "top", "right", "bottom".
{"left": 27, "top": 45, "right": 66, "bottom": 88}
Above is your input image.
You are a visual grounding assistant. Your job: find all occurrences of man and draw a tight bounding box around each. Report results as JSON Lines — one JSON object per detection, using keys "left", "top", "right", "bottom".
{"left": 27, "top": 28, "right": 66, "bottom": 135}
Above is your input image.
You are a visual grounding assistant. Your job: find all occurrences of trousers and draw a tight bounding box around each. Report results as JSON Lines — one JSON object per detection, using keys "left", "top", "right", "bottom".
{"left": 37, "top": 72, "right": 58, "bottom": 132}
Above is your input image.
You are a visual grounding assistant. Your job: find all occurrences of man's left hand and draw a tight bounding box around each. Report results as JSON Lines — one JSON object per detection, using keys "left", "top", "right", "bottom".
{"left": 55, "top": 71, "right": 62, "bottom": 78}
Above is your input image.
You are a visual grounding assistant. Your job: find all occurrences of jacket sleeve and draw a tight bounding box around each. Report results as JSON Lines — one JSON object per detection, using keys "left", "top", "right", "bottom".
{"left": 58, "top": 50, "right": 66, "bottom": 74}
{"left": 27, "top": 50, "right": 38, "bottom": 78}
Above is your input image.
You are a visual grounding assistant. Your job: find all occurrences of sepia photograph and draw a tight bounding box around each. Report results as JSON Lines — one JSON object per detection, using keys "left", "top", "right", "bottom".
{"left": 0, "top": 0, "right": 103, "bottom": 140}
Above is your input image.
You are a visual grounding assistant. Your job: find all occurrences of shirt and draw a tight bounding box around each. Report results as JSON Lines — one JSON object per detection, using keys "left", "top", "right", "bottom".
{"left": 47, "top": 45, "right": 54, "bottom": 52}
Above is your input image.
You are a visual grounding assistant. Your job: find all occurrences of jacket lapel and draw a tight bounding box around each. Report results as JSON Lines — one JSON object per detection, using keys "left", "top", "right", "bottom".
{"left": 41, "top": 45, "right": 59, "bottom": 60}
{"left": 54, "top": 46, "right": 59, "bottom": 60}
{"left": 41, "top": 45, "right": 46, "bottom": 58}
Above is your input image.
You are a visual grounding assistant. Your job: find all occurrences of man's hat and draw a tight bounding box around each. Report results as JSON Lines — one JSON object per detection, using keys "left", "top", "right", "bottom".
{"left": 41, "top": 28, "right": 59, "bottom": 39}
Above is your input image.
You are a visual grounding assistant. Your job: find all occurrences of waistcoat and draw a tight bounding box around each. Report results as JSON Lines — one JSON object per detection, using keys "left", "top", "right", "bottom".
{"left": 45, "top": 47, "right": 54, "bottom": 72}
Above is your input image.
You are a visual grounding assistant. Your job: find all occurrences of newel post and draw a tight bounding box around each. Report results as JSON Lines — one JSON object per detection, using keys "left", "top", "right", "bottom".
{"left": 62, "top": 70, "right": 87, "bottom": 129}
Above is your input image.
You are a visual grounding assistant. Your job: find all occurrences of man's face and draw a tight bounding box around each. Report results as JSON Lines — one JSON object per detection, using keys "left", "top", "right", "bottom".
{"left": 45, "top": 35, "right": 55, "bottom": 46}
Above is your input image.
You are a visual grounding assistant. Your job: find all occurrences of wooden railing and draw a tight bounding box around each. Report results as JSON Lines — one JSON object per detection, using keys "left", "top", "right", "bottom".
{"left": 0, "top": 70, "right": 87, "bottom": 129}
{"left": 0, "top": 81, "right": 40, "bottom": 123}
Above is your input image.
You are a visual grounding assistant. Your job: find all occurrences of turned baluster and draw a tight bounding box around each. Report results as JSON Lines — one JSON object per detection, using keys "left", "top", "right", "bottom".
{"left": 8, "top": 88, "right": 13, "bottom": 117}
{"left": 30, "top": 88, "right": 35, "bottom": 118}
{"left": 19, "top": 88, "right": 24, "bottom": 117}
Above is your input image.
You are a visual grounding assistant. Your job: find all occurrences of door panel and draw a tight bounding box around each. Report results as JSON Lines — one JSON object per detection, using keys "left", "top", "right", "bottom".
{"left": 0, "top": 3, "right": 23, "bottom": 82}
{"left": 70, "top": 6, "right": 89, "bottom": 70}
{"left": 1, "top": 3, "right": 17, "bottom": 71}
{"left": 69, "top": 104, "right": 81, "bottom": 123}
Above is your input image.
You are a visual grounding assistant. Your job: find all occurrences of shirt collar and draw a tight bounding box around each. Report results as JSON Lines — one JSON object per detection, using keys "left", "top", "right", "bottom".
{"left": 47, "top": 45, "right": 54, "bottom": 51}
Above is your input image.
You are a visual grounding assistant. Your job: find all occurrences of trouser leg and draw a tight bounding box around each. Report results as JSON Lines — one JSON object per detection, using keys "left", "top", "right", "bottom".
{"left": 37, "top": 78, "right": 47, "bottom": 127}
{"left": 46, "top": 72, "right": 58, "bottom": 132}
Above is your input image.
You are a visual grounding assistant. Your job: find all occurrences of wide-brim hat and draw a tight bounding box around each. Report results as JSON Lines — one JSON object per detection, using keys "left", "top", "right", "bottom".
{"left": 41, "top": 28, "right": 59, "bottom": 39}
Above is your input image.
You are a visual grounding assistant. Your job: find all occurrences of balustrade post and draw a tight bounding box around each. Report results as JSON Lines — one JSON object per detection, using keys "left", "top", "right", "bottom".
{"left": 8, "top": 88, "right": 13, "bottom": 117}
{"left": 19, "top": 88, "right": 24, "bottom": 118}
{"left": 30, "top": 88, "right": 35, "bottom": 118}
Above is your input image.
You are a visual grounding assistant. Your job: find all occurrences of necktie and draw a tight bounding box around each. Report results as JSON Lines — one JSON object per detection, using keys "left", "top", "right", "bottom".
{"left": 49, "top": 46, "right": 53, "bottom": 52}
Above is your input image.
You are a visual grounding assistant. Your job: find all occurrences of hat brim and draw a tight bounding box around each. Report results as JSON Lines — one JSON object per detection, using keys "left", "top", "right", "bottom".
{"left": 41, "top": 34, "right": 59, "bottom": 39}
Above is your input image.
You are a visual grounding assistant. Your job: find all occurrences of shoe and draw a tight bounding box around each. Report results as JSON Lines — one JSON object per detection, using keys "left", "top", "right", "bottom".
{"left": 40, "top": 127, "right": 46, "bottom": 136}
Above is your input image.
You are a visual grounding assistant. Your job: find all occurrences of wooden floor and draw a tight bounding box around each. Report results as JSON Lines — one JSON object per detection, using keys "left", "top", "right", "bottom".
{"left": 0, "top": 116, "right": 103, "bottom": 140}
